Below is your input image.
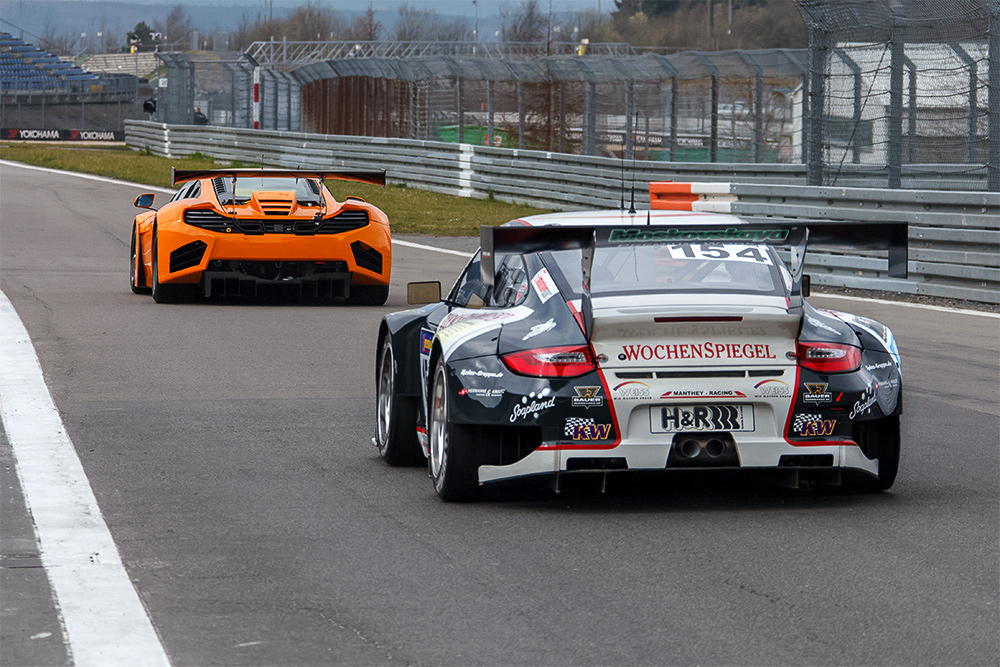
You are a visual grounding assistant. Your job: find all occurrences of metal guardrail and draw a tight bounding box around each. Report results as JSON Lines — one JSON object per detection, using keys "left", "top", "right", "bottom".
{"left": 124, "top": 120, "right": 1000, "bottom": 303}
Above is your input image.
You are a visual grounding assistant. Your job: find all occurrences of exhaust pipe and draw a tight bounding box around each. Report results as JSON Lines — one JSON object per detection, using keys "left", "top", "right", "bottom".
{"left": 668, "top": 433, "right": 739, "bottom": 467}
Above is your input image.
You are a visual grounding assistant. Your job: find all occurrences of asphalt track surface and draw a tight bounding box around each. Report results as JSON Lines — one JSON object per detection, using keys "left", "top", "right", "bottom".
{"left": 1, "top": 162, "right": 998, "bottom": 666}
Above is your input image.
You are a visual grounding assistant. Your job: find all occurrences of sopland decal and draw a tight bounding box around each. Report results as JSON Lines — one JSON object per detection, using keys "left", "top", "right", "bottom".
{"left": 619, "top": 342, "right": 776, "bottom": 362}
{"left": 850, "top": 384, "right": 878, "bottom": 419}
{"left": 510, "top": 389, "right": 555, "bottom": 423}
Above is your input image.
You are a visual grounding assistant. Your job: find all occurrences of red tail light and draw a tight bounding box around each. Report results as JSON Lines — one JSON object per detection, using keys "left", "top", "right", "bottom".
{"left": 501, "top": 345, "right": 597, "bottom": 378}
{"left": 796, "top": 341, "right": 861, "bottom": 373}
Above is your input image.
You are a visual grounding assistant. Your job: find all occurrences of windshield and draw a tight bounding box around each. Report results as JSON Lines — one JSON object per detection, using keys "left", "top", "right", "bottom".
{"left": 216, "top": 177, "right": 324, "bottom": 205}
{"left": 545, "top": 243, "right": 786, "bottom": 298}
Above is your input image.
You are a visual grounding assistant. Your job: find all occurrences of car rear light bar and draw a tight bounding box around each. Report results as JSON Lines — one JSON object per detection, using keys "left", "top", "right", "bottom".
{"left": 502, "top": 345, "right": 597, "bottom": 378}
{"left": 795, "top": 341, "right": 862, "bottom": 373}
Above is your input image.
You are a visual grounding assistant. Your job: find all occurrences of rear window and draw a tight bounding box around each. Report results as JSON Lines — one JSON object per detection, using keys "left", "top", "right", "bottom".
{"left": 545, "top": 243, "right": 786, "bottom": 298}
{"left": 216, "top": 177, "right": 323, "bottom": 205}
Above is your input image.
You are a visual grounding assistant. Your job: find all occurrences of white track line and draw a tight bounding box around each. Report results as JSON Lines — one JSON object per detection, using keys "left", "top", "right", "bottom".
{"left": 814, "top": 292, "right": 999, "bottom": 319}
{"left": 0, "top": 290, "right": 170, "bottom": 666}
{"left": 1, "top": 160, "right": 994, "bottom": 317}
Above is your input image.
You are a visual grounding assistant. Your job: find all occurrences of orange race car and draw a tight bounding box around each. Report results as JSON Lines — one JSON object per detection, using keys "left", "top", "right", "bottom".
{"left": 129, "top": 168, "right": 391, "bottom": 304}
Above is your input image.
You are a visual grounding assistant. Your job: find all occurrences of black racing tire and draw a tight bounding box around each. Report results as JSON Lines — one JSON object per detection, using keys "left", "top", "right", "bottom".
{"left": 150, "top": 232, "right": 184, "bottom": 304}
{"left": 130, "top": 225, "right": 151, "bottom": 294}
{"left": 347, "top": 284, "right": 389, "bottom": 306}
{"left": 428, "top": 360, "right": 484, "bottom": 502}
{"left": 853, "top": 415, "right": 901, "bottom": 492}
{"left": 375, "top": 336, "right": 424, "bottom": 466}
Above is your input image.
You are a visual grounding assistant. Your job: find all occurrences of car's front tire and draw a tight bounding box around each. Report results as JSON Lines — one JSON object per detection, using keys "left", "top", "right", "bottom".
{"left": 429, "top": 360, "right": 484, "bottom": 501}
{"left": 130, "top": 225, "right": 151, "bottom": 294}
{"left": 151, "top": 232, "right": 185, "bottom": 304}
{"left": 347, "top": 284, "right": 389, "bottom": 306}
{"left": 375, "top": 336, "right": 423, "bottom": 466}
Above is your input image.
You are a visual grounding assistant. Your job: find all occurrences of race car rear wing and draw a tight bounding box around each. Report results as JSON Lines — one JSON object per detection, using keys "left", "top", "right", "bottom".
{"left": 480, "top": 220, "right": 908, "bottom": 335}
{"left": 171, "top": 167, "right": 386, "bottom": 187}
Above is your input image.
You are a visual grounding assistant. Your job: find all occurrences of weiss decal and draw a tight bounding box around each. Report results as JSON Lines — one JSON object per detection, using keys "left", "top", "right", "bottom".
{"left": 530, "top": 268, "right": 559, "bottom": 303}
{"left": 753, "top": 379, "right": 791, "bottom": 398}
{"left": 619, "top": 342, "right": 776, "bottom": 362}
{"left": 522, "top": 318, "right": 556, "bottom": 341}
{"left": 510, "top": 389, "right": 555, "bottom": 423}
{"left": 571, "top": 386, "right": 603, "bottom": 408}
{"left": 660, "top": 389, "right": 747, "bottom": 399}
{"left": 611, "top": 381, "right": 651, "bottom": 400}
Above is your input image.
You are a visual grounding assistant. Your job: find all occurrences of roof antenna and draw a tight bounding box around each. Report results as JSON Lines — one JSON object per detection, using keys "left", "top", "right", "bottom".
{"left": 628, "top": 110, "right": 638, "bottom": 215}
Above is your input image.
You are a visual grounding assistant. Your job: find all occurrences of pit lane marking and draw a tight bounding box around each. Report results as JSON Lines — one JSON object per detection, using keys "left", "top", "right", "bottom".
{"left": 0, "top": 289, "right": 170, "bottom": 666}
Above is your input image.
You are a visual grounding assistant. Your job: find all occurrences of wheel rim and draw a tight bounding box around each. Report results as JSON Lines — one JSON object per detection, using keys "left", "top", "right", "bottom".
{"left": 130, "top": 230, "right": 137, "bottom": 287}
{"left": 376, "top": 343, "right": 394, "bottom": 453}
{"left": 429, "top": 365, "right": 448, "bottom": 480}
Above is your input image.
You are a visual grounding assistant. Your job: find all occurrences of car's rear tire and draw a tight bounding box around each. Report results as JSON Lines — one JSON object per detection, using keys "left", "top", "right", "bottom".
{"left": 151, "top": 232, "right": 184, "bottom": 304}
{"left": 429, "top": 360, "right": 485, "bottom": 501}
{"left": 853, "top": 415, "right": 900, "bottom": 492}
{"left": 347, "top": 284, "right": 389, "bottom": 306}
{"left": 130, "top": 225, "right": 151, "bottom": 294}
{"left": 375, "top": 336, "right": 423, "bottom": 466}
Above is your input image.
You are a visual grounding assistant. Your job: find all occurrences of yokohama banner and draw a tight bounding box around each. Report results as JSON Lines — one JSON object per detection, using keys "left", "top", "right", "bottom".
{"left": 3, "top": 129, "right": 124, "bottom": 141}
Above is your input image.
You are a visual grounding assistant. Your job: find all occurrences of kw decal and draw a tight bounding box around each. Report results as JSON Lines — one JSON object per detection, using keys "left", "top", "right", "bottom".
{"left": 793, "top": 414, "right": 836, "bottom": 437}
{"left": 571, "top": 423, "right": 614, "bottom": 440}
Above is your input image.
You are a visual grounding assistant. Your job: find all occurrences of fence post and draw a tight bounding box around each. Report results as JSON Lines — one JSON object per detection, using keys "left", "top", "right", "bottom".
{"left": 806, "top": 24, "right": 827, "bottom": 185}
{"left": 625, "top": 81, "right": 634, "bottom": 160}
{"left": 457, "top": 76, "right": 465, "bottom": 144}
{"left": 988, "top": 3, "right": 999, "bottom": 191}
{"left": 487, "top": 80, "right": 495, "bottom": 147}
{"left": 888, "top": 18, "right": 904, "bottom": 189}
{"left": 518, "top": 80, "right": 525, "bottom": 150}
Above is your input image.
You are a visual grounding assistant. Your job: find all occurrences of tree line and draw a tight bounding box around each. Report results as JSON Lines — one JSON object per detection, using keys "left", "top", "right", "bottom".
{"left": 40, "top": 0, "right": 805, "bottom": 56}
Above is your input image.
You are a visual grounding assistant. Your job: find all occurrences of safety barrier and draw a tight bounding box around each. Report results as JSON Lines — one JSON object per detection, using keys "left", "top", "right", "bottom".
{"left": 124, "top": 120, "right": 1000, "bottom": 303}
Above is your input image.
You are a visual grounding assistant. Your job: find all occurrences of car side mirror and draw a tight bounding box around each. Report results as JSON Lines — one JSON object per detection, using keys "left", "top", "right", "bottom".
{"left": 407, "top": 281, "right": 441, "bottom": 305}
{"left": 134, "top": 193, "right": 156, "bottom": 209}
{"left": 801, "top": 274, "right": 811, "bottom": 298}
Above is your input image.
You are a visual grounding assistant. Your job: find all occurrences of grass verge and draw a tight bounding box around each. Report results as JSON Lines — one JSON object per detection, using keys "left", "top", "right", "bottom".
{"left": 0, "top": 143, "right": 550, "bottom": 236}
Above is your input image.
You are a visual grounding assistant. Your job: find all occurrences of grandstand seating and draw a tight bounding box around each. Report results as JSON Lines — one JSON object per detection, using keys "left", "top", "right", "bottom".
{"left": 1, "top": 32, "right": 100, "bottom": 91}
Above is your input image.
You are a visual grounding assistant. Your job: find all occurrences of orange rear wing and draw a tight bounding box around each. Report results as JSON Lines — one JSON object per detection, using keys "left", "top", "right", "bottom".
{"left": 171, "top": 167, "right": 386, "bottom": 187}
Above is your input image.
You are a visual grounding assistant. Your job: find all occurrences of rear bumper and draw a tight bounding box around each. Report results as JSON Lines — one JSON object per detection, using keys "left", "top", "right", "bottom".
{"left": 478, "top": 438, "right": 879, "bottom": 484}
{"left": 155, "top": 223, "right": 390, "bottom": 286}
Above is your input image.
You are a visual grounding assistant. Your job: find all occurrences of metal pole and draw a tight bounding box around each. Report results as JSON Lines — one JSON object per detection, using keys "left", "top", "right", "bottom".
{"left": 625, "top": 81, "right": 634, "bottom": 160}
{"left": 988, "top": 3, "right": 1000, "bottom": 191}
{"left": 710, "top": 73, "right": 719, "bottom": 162}
{"left": 559, "top": 83, "right": 566, "bottom": 153}
{"left": 948, "top": 43, "right": 979, "bottom": 165}
{"left": 888, "top": 19, "right": 904, "bottom": 189}
{"left": 806, "top": 24, "right": 827, "bottom": 185}
{"left": 487, "top": 80, "right": 494, "bottom": 146}
{"left": 457, "top": 76, "right": 465, "bottom": 144}
{"left": 585, "top": 82, "right": 595, "bottom": 156}
{"left": 518, "top": 81, "right": 525, "bottom": 149}
{"left": 904, "top": 55, "right": 916, "bottom": 164}
{"left": 670, "top": 77, "right": 678, "bottom": 161}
